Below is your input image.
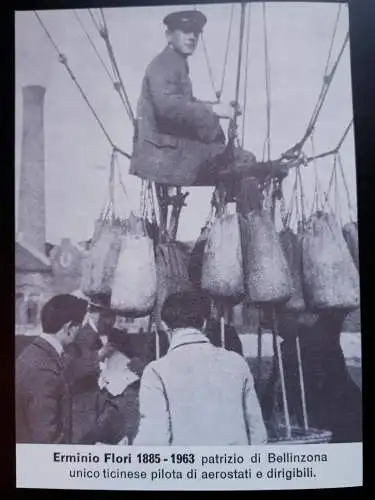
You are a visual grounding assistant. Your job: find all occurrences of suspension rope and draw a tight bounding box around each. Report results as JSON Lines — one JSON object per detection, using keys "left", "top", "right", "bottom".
{"left": 232, "top": 1, "right": 247, "bottom": 134}
{"left": 323, "top": 3, "right": 342, "bottom": 76}
{"left": 219, "top": 3, "right": 235, "bottom": 99}
{"left": 80, "top": 9, "right": 133, "bottom": 122}
{"left": 201, "top": 33, "right": 218, "bottom": 99}
{"left": 241, "top": 3, "right": 252, "bottom": 148}
{"left": 73, "top": 10, "right": 113, "bottom": 83}
{"left": 94, "top": 8, "right": 135, "bottom": 125}
{"left": 34, "top": 11, "right": 131, "bottom": 160}
{"left": 300, "top": 31, "right": 349, "bottom": 149}
{"left": 262, "top": 2, "right": 272, "bottom": 161}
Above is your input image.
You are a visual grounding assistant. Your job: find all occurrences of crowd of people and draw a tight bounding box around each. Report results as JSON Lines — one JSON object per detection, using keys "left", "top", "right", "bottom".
{"left": 15, "top": 289, "right": 361, "bottom": 446}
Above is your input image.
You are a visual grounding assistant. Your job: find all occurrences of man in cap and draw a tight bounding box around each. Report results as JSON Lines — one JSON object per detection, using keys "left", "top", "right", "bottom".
{"left": 16, "top": 294, "right": 88, "bottom": 443}
{"left": 129, "top": 10, "right": 263, "bottom": 194}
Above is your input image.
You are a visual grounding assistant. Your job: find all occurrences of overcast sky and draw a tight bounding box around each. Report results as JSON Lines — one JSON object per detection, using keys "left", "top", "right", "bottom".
{"left": 15, "top": 2, "right": 357, "bottom": 245}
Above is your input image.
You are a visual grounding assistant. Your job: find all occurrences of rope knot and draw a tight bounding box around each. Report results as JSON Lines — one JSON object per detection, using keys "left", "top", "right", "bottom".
{"left": 58, "top": 53, "right": 67, "bottom": 64}
{"left": 113, "top": 81, "right": 121, "bottom": 92}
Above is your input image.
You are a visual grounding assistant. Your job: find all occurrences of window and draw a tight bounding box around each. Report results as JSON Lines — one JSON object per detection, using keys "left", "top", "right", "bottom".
{"left": 26, "top": 300, "right": 38, "bottom": 326}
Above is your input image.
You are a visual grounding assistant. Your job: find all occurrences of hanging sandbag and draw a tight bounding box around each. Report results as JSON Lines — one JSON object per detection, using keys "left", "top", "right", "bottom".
{"left": 342, "top": 221, "right": 359, "bottom": 270}
{"left": 243, "top": 210, "right": 293, "bottom": 304}
{"left": 81, "top": 218, "right": 122, "bottom": 297}
{"left": 278, "top": 227, "right": 306, "bottom": 311}
{"left": 302, "top": 211, "right": 360, "bottom": 311}
{"left": 111, "top": 213, "right": 157, "bottom": 317}
{"left": 154, "top": 242, "right": 193, "bottom": 325}
{"left": 201, "top": 213, "right": 245, "bottom": 304}
{"left": 188, "top": 224, "right": 211, "bottom": 288}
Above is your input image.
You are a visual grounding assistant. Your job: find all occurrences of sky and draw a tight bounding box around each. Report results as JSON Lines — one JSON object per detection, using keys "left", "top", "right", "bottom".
{"left": 15, "top": 2, "right": 357, "bottom": 245}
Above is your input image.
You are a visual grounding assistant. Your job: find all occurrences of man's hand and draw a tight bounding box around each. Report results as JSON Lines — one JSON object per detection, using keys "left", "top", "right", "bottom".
{"left": 212, "top": 101, "right": 242, "bottom": 120}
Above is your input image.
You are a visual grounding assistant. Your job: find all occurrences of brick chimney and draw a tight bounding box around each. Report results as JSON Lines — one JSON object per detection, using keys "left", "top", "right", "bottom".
{"left": 17, "top": 85, "right": 47, "bottom": 255}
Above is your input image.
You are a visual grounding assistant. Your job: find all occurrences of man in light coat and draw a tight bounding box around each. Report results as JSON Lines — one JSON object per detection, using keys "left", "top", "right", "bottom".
{"left": 133, "top": 290, "right": 267, "bottom": 446}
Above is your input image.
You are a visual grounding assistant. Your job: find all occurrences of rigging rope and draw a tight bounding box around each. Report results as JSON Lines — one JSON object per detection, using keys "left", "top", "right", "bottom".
{"left": 241, "top": 3, "right": 252, "bottom": 148}
{"left": 300, "top": 31, "right": 349, "bottom": 149}
{"left": 262, "top": 2, "right": 272, "bottom": 161}
{"left": 232, "top": 1, "right": 247, "bottom": 137}
{"left": 96, "top": 9, "right": 135, "bottom": 125}
{"left": 219, "top": 4, "right": 235, "bottom": 99}
{"left": 201, "top": 34, "right": 218, "bottom": 100}
{"left": 73, "top": 10, "right": 113, "bottom": 84}
{"left": 34, "top": 11, "right": 131, "bottom": 160}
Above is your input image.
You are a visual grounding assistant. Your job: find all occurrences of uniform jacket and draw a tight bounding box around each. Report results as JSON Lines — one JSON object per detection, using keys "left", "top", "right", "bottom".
{"left": 130, "top": 45, "right": 226, "bottom": 186}
{"left": 16, "top": 337, "right": 71, "bottom": 444}
{"left": 133, "top": 328, "right": 267, "bottom": 446}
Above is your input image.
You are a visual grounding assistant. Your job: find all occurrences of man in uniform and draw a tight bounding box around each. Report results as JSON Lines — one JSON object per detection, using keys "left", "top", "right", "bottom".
{"left": 130, "top": 10, "right": 281, "bottom": 236}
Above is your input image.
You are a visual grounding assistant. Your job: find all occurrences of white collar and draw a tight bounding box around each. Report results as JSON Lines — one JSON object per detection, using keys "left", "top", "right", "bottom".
{"left": 82, "top": 312, "right": 98, "bottom": 333}
{"left": 168, "top": 328, "right": 209, "bottom": 351}
{"left": 40, "top": 333, "right": 64, "bottom": 356}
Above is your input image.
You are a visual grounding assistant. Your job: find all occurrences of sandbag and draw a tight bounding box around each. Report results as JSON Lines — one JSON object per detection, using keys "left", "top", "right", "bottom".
{"left": 278, "top": 227, "right": 306, "bottom": 311}
{"left": 81, "top": 219, "right": 122, "bottom": 297}
{"left": 201, "top": 213, "right": 245, "bottom": 304}
{"left": 154, "top": 242, "right": 193, "bottom": 325}
{"left": 342, "top": 221, "right": 359, "bottom": 270}
{"left": 111, "top": 214, "right": 157, "bottom": 317}
{"left": 302, "top": 211, "right": 360, "bottom": 311}
{"left": 243, "top": 210, "right": 293, "bottom": 304}
{"left": 188, "top": 225, "right": 211, "bottom": 288}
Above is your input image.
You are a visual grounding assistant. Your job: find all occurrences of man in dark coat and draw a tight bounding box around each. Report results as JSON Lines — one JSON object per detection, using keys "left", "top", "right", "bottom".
{"left": 15, "top": 294, "right": 88, "bottom": 444}
{"left": 129, "top": 9, "right": 267, "bottom": 190}
{"left": 63, "top": 293, "right": 112, "bottom": 443}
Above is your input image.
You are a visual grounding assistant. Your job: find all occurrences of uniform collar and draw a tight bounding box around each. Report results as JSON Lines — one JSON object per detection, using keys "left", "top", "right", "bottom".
{"left": 40, "top": 333, "right": 64, "bottom": 357}
{"left": 165, "top": 45, "right": 189, "bottom": 72}
{"left": 168, "top": 328, "right": 209, "bottom": 352}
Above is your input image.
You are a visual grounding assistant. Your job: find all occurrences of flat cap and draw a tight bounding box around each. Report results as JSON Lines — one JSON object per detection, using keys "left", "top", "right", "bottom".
{"left": 163, "top": 10, "right": 207, "bottom": 33}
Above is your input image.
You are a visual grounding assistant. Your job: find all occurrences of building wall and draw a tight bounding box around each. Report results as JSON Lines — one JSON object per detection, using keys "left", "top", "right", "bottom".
{"left": 15, "top": 271, "right": 53, "bottom": 335}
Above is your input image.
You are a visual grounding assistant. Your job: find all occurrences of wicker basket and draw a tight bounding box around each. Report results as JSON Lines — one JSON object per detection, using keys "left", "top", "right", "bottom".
{"left": 269, "top": 425, "right": 332, "bottom": 445}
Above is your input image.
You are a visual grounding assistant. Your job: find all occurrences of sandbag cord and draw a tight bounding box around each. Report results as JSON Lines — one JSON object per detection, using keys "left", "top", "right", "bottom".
{"left": 34, "top": 11, "right": 132, "bottom": 161}
{"left": 337, "top": 153, "right": 357, "bottom": 222}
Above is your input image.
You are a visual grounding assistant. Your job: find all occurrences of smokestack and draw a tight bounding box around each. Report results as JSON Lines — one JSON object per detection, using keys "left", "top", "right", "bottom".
{"left": 18, "top": 85, "right": 46, "bottom": 254}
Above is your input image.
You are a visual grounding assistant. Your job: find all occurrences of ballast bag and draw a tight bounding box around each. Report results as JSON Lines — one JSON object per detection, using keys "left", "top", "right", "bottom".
{"left": 243, "top": 210, "right": 293, "bottom": 304}
{"left": 342, "top": 221, "right": 359, "bottom": 270}
{"left": 81, "top": 219, "right": 122, "bottom": 297}
{"left": 201, "top": 213, "right": 245, "bottom": 304}
{"left": 302, "top": 211, "right": 360, "bottom": 311}
{"left": 278, "top": 227, "right": 306, "bottom": 311}
{"left": 188, "top": 225, "right": 211, "bottom": 288}
{"left": 154, "top": 242, "right": 193, "bottom": 326}
{"left": 111, "top": 214, "right": 157, "bottom": 317}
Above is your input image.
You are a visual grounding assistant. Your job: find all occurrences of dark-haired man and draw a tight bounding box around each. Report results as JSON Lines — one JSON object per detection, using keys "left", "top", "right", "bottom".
{"left": 134, "top": 290, "right": 267, "bottom": 446}
{"left": 16, "top": 294, "right": 88, "bottom": 444}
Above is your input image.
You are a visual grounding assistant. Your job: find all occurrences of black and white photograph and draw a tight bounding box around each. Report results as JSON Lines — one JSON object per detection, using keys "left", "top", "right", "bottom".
{"left": 15, "top": 0, "right": 362, "bottom": 490}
